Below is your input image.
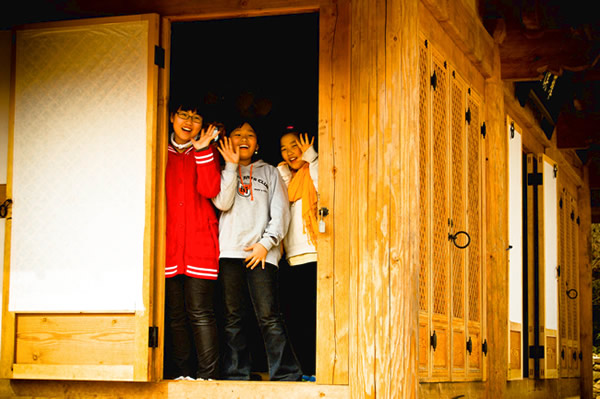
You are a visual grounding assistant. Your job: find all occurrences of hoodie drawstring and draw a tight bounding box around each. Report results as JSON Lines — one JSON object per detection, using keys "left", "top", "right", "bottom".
{"left": 238, "top": 164, "right": 254, "bottom": 201}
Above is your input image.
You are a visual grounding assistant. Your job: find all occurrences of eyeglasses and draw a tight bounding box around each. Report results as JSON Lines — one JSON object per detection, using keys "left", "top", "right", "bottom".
{"left": 176, "top": 111, "right": 203, "bottom": 124}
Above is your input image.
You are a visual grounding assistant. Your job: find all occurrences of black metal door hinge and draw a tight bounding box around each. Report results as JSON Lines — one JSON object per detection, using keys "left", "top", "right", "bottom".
{"left": 149, "top": 326, "right": 159, "bottom": 348}
{"left": 529, "top": 345, "right": 545, "bottom": 359}
{"left": 431, "top": 71, "right": 437, "bottom": 90}
{"left": 154, "top": 46, "right": 165, "bottom": 68}
{"left": 430, "top": 330, "right": 437, "bottom": 351}
{"left": 527, "top": 172, "right": 543, "bottom": 186}
{"left": 0, "top": 199, "right": 12, "bottom": 219}
{"left": 482, "top": 339, "right": 488, "bottom": 356}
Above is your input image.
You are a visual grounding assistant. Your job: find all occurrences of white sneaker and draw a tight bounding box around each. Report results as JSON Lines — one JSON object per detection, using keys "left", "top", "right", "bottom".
{"left": 175, "top": 376, "right": 195, "bottom": 381}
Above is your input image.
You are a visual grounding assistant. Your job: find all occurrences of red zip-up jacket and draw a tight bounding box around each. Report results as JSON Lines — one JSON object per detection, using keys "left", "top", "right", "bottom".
{"left": 165, "top": 144, "right": 220, "bottom": 279}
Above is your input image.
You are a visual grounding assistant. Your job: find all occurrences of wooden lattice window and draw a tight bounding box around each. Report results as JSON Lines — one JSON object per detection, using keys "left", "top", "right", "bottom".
{"left": 558, "top": 187, "right": 581, "bottom": 378}
{"left": 417, "top": 35, "right": 486, "bottom": 382}
{"left": 418, "top": 35, "right": 431, "bottom": 376}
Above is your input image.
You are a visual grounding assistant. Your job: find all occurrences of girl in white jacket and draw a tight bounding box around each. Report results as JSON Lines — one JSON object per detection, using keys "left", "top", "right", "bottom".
{"left": 277, "top": 126, "right": 318, "bottom": 377}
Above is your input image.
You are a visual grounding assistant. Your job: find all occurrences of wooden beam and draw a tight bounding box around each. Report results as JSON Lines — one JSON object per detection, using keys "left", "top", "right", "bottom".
{"left": 556, "top": 112, "right": 600, "bottom": 149}
{"left": 588, "top": 154, "right": 600, "bottom": 188}
{"left": 499, "top": 29, "right": 597, "bottom": 81}
{"left": 421, "top": 0, "right": 495, "bottom": 79}
{"left": 484, "top": 43, "right": 508, "bottom": 397}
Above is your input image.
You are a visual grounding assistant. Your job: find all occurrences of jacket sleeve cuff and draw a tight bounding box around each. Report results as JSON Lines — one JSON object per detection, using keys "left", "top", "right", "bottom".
{"left": 194, "top": 148, "right": 215, "bottom": 165}
{"left": 302, "top": 146, "right": 318, "bottom": 163}
{"left": 224, "top": 162, "right": 238, "bottom": 171}
{"left": 258, "top": 236, "right": 276, "bottom": 252}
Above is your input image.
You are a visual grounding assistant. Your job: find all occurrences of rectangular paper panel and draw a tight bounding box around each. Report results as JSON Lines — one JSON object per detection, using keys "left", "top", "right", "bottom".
{"left": 9, "top": 21, "right": 149, "bottom": 312}
{"left": 543, "top": 158, "right": 558, "bottom": 330}
{"left": 508, "top": 128, "right": 523, "bottom": 324}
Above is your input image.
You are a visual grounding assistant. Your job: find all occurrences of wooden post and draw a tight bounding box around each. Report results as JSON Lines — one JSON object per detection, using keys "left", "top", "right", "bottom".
{"left": 350, "top": 0, "right": 418, "bottom": 397}
{"left": 484, "top": 45, "right": 508, "bottom": 395}
{"left": 578, "top": 165, "right": 592, "bottom": 399}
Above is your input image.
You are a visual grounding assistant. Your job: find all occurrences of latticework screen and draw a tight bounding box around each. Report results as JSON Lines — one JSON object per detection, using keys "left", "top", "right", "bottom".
{"left": 431, "top": 53, "right": 449, "bottom": 318}
{"left": 467, "top": 97, "right": 481, "bottom": 324}
{"left": 418, "top": 39, "right": 430, "bottom": 314}
{"left": 450, "top": 77, "right": 465, "bottom": 321}
{"left": 418, "top": 36, "right": 486, "bottom": 382}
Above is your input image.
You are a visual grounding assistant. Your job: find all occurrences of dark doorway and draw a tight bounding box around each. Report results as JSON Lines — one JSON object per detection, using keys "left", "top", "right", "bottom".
{"left": 169, "top": 13, "right": 319, "bottom": 165}
{"left": 164, "top": 13, "right": 319, "bottom": 380}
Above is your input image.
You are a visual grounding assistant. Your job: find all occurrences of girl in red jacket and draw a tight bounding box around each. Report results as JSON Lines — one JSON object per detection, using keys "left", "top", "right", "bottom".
{"left": 165, "top": 96, "right": 221, "bottom": 380}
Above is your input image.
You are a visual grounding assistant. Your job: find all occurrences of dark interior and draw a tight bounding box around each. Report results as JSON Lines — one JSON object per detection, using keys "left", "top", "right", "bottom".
{"left": 164, "top": 12, "right": 319, "bottom": 380}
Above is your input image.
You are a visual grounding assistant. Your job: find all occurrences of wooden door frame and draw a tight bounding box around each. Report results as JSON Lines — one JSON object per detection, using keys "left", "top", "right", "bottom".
{"left": 154, "top": 0, "right": 351, "bottom": 385}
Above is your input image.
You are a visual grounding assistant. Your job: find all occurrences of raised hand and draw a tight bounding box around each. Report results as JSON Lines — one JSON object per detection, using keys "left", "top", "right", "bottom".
{"left": 244, "top": 242, "right": 268, "bottom": 270}
{"left": 296, "top": 133, "right": 314, "bottom": 153}
{"left": 191, "top": 124, "right": 220, "bottom": 150}
{"left": 217, "top": 136, "right": 240, "bottom": 164}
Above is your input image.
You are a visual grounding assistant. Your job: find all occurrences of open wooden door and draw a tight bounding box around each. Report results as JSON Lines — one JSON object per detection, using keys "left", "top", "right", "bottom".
{"left": 507, "top": 117, "right": 523, "bottom": 380}
{"left": 526, "top": 153, "right": 559, "bottom": 379}
{"left": 2, "top": 14, "right": 160, "bottom": 381}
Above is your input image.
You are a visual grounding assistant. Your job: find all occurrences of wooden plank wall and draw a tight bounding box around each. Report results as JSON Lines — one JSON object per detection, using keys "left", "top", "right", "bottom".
{"left": 316, "top": 1, "right": 351, "bottom": 385}
{"left": 350, "top": 0, "right": 419, "bottom": 397}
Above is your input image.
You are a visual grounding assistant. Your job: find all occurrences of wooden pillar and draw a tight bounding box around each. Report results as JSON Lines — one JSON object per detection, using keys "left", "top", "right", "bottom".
{"left": 484, "top": 45, "right": 508, "bottom": 396}
{"left": 578, "top": 165, "right": 592, "bottom": 399}
{"left": 350, "top": 0, "right": 419, "bottom": 397}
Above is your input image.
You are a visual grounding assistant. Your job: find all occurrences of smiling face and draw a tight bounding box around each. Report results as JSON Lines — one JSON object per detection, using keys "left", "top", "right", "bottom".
{"left": 170, "top": 108, "right": 203, "bottom": 145}
{"left": 280, "top": 132, "right": 306, "bottom": 171}
{"left": 230, "top": 122, "right": 258, "bottom": 165}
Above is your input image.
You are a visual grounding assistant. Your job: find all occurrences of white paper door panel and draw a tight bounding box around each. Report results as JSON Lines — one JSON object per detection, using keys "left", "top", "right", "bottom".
{"left": 508, "top": 128, "right": 523, "bottom": 325}
{"left": 543, "top": 158, "right": 558, "bottom": 330}
{"left": 9, "top": 20, "right": 150, "bottom": 312}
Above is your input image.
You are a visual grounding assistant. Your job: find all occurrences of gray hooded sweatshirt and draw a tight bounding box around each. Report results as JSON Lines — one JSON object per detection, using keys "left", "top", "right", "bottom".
{"left": 212, "top": 160, "right": 290, "bottom": 266}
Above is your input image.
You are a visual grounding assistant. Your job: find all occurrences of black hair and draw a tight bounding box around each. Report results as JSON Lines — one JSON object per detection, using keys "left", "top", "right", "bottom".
{"left": 168, "top": 92, "right": 204, "bottom": 116}
{"left": 225, "top": 115, "right": 265, "bottom": 139}
{"left": 279, "top": 123, "right": 303, "bottom": 140}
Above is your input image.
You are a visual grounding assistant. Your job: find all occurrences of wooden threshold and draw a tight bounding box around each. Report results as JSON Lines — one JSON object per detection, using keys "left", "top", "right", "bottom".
{"left": 2, "top": 379, "right": 350, "bottom": 399}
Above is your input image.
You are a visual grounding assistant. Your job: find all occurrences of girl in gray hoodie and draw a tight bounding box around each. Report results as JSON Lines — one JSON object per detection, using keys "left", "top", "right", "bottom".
{"left": 212, "top": 119, "right": 302, "bottom": 381}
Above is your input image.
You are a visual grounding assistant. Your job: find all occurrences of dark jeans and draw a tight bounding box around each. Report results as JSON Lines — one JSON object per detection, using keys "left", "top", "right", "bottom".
{"left": 280, "top": 261, "right": 316, "bottom": 375}
{"left": 165, "top": 275, "right": 218, "bottom": 379}
{"left": 219, "top": 258, "right": 302, "bottom": 381}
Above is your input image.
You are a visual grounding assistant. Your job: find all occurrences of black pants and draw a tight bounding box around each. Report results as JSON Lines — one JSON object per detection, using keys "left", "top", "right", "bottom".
{"left": 165, "top": 275, "right": 218, "bottom": 379}
{"left": 280, "top": 261, "right": 317, "bottom": 375}
{"left": 219, "top": 258, "right": 302, "bottom": 381}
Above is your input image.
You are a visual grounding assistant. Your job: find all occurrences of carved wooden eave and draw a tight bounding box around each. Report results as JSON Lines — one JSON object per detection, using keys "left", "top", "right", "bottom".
{"left": 497, "top": 28, "right": 599, "bottom": 81}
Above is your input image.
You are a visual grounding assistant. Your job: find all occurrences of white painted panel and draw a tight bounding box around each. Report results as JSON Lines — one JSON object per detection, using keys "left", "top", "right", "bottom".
{"left": 9, "top": 21, "right": 149, "bottom": 312}
{"left": 508, "top": 127, "right": 523, "bottom": 324}
{"left": 1, "top": 29, "right": 12, "bottom": 349}
{"left": 543, "top": 158, "right": 558, "bottom": 330}
{"left": 0, "top": 30, "right": 9, "bottom": 185}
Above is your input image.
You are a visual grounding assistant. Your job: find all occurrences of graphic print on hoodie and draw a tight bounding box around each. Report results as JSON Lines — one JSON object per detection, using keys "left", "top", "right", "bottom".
{"left": 212, "top": 160, "right": 290, "bottom": 267}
